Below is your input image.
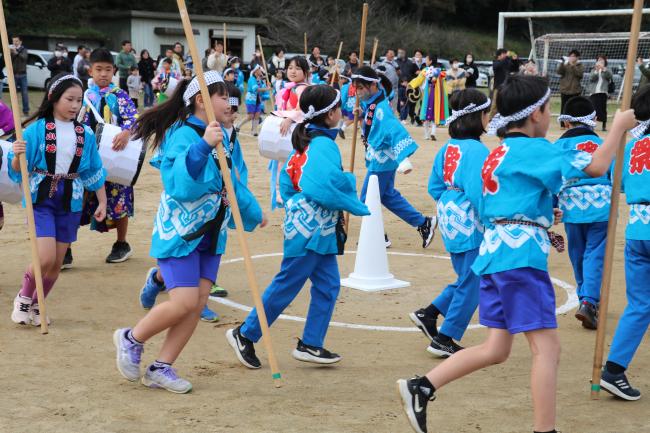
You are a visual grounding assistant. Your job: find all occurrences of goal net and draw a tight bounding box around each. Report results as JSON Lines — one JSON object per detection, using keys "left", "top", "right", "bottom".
{"left": 532, "top": 32, "right": 650, "bottom": 98}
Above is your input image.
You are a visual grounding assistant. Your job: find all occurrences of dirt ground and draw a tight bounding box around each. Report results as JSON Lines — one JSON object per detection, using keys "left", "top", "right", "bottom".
{"left": 1, "top": 103, "right": 649, "bottom": 433}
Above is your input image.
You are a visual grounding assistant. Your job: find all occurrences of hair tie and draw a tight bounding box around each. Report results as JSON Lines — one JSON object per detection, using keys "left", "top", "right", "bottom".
{"left": 487, "top": 88, "right": 551, "bottom": 135}
{"left": 48, "top": 75, "right": 82, "bottom": 98}
{"left": 557, "top": 111, "right": 596, "bottom": 128}
{"left": 302, "top": 90, "right": 341, "bottom": 121}
{"left": 182, "top": 71, "right": 224, "bottom": 107}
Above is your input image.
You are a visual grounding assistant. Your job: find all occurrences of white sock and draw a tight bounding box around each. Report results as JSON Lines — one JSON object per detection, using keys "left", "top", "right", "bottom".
{"left": 423, "top": 122, "right": 430, "bottom": 139}
{"left": 430, "top": 123, "right": 436, "bottom": 137}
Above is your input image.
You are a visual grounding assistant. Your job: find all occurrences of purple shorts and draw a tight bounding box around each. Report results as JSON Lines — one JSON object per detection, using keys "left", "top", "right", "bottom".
{"left": 246, "top": 103, "right": 262, "bottom": 114}
{"left": 33, "top": 182, "right": 82, "bottom": 243}
{"left": 157, "top": 236, "right": 222, "bottom": 290}
{"left": 479, "top": 267, "right": 557, "bottom": 334}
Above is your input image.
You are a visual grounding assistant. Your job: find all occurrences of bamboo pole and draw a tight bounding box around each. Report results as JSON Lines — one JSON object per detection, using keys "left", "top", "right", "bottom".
{"left": 256, "top": 35, "right": 274, "bottom": 113}
{"left": 0, "top": 0, "right": 48, "bottom": 333}
{"left": 223, "top": 23, "right": 227, "bottom": 57}
{"left": 177, "top": 0, "right": 282, "bottom": 386}
{"left": 345, "top": 3, "right": 369, "bottom": 232}
{"left": 330, "top": 41, "right": 344, "bottom": 86}
{"left": 590, "top": 0, "right": 644, "bottom": 399}
{"left": 304, "top": 33, "right": 308, "bottom": 57}
{"left": 370, "top": 38, "right": 379, "bottom": 65}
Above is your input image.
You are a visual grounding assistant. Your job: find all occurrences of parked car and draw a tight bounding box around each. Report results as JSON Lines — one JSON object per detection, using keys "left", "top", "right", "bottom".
{"left": 473, "top": 61, "right": 493, "bottom": 89}
{"left": 2, "top": 49, "right": 53, "bottom": 90}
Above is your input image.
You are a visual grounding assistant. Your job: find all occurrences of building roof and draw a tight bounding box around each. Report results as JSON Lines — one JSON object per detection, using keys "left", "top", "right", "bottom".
{"left": 95, "top": 10, "right": 268, "bottom": 26}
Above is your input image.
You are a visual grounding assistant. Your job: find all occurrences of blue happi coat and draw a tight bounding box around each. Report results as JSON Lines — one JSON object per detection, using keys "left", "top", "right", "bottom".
{"left": 280, "top": 126, "right": 369, "bottom": 258}
{"left": 8, "top": 118, "right": 106, "bottom": 211}
{"left": 245, "top": 76, "right": 263, "bottom": 105}
{"left": 555, "top": 127, "right": 611, "bottom": 223}
{"left": 623, "top": 133, "right": 650, "bottom": 240}
{"left": 361, "top": 91, "right": 418, "bottom": 172}
{"left": 472, "top": 134, "right": 593, "bottom": 275}
{"left": 428, "top": 138, "right": 489, "bottom": 253}
{"left": 150, "top": 116, "right": 262, "bottom": 259}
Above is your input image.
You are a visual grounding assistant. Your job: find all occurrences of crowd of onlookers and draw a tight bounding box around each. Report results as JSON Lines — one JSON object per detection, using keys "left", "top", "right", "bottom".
{"left": 3, "top": 36, "right": 650, "bottom": 132}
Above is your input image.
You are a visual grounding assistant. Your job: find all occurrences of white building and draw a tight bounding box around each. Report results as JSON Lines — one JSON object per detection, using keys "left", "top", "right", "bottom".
{"left": 90, "top": 10, "right": 267, "bottom": 62}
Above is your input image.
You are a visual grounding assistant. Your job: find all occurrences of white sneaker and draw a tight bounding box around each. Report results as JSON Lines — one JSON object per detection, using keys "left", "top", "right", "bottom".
{"left": 11, "top": 295, "right": 32, "bottom": 325}
{"left": 142, "top": 365, "right": 192, "bottom": 394}
{"left": 30, "top": 303, "right": 50, "bottom": 327}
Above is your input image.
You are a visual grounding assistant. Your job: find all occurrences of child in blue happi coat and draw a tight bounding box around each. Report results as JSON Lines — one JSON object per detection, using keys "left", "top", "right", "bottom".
{"left": 409, "top": 88, "right": 491, "bottom": 358}
{"left": 10, "top": 74, "right": 107, "bottom": 327}
{"left": 397, "top": 74, "right": 635, "bottom": 433}
{"left": 600, "top": 85, "right": 650, "bottom": 401}
{"left": 227, "top": 85, "right": 369, "bottom": 368}
{"left": 113, "top": 71, "right": 265, "bottom": 394}
{"left": 555, "top": 96, "right": 612, "bottom": 330}
{"left": 138, "top": 83, "right": 260, "bottom": 321}
{"left": 240, "top": 64, "right": 269, "bottom": 136}
{"left": 352, "top": 66, "right": 434, "bottom": 248}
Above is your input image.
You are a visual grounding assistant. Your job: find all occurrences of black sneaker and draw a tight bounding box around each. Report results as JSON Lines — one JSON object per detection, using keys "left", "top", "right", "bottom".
{"left": 575, "top": 301, "right": 598, "bottom": 330}
{"left": 417, "top": 216, "right": 437, "bottom": 249}
{"left": 106, "top": 241, "right": 133, "bottom": 263}
{"left": 426, "top": 334, "right": 464, "bottom": 358}
{"left": 409, "top": 309, "right": 438, "bottom": 340}
{"left": 396, "top": 376, "right": 435, "bottom": 433}
{"left": 226, "top": 326, "right": 261, "bottom": 369}
{"left": 385, "top": 233, "right": 392, "bottom": 248}
{"left": 292, "top": 339, "right": 341, "bottom": 364}
{"left": 61, "top": 247, "right": 73, "bottom": 270}
{"left": 601, "top": 369, "right": 641, "bottom": 401}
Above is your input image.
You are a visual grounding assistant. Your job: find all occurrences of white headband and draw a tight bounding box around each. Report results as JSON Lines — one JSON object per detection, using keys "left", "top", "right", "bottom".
{"left": 487, "top": 88, "right": 551, "bottom": 135}
{"left": 351, "top": 74, "right": 380, "bottom": 83}
{"left": 303, "top": 89, "right": 341, "bottom": 121}
{"left": 631, "top": 119, "right": 650, "bottom": 139}
{"left": 228, "top": 97, "right": 239, "bottom": 107}
{"left": 183, "top": 71, "right": 224, "bottom": 106}
{"left": 557, "top": 111, "right": 596, "bottom": 128}
{"left": 250, "top": 64, "right": 262, "bottom": 74}
{"left": 224, "top": 68, "right": 233, "bottom": 76}
{"left": 446, "top": 98, "right": 491, "bottom": 125}
{"left": 48, "top": 74, "right": 82, "bottom": 97}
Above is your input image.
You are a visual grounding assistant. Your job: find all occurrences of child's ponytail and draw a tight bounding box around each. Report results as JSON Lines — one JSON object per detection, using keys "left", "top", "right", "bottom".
{"left": 132, "top": 78, "right": 191, "bottom": 150}
{"left": 291, "top": 84, "right": 340, "bottom": 153}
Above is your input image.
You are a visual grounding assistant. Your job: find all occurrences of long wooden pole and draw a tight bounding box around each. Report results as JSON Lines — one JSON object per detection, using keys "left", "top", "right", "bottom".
{"left": 330, "top": 41, "right": 344, "bottom": 86}
{"left": 345, "top": 3, "right": 368, "bottom": 232}
{"left": 256, "top": 35, "right": 274, "bottom": 113}
{"left": 590, "top": 0, "right": 643, "bottom": 399}
{"left": 304, "top": 33, "right": 308, "bottom": 57}
{"left": 223, "top": 23, "right": 227, "bottom": 57}
{"left": 176, "top": 0, "right": 282, "bottom": 386}
{"left": 370, "top": 38, "right": 379, "bottom": 65}
{"left": 0, "top": 1, "right": 48, "bottom": 333}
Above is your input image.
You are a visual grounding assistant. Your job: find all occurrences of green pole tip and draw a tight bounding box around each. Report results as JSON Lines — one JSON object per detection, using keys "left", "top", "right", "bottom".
{"left": 591, "top": 384, "right": 601, "bottom": 392}
{"left": 272, "top": 373, "right": 282, "bottom": 379}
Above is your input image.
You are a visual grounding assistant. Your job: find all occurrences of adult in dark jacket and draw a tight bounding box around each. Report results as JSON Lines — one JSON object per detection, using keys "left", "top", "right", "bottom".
{"left": 138, "top": 49, "right": 156, "bottom": 108}
{"left": 10, "top": 36, "right": 29, "bottom": 114}
{"left": 489, "top": 48, "right": 520, "bottom": 118}
{"left": 47, "top": 44, "right": 73, "bottom": 78}
{"left": 557, "top": 49, "right": 585, "bottom": 115}
{"left": 461, "top": 53, "right": 479, "bottom": 88}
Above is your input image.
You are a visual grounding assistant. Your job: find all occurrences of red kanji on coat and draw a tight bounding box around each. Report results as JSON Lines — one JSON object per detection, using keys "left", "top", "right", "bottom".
{"left": 75, "top": 125, "right": 84, "bottom": 134}
{"left": 45, "top": 122, "right": 55, "bottom": 131}
{"left": 75, "top": 147, "right": 83, "bottom": 157}
{"left": 45, "top": 132, "right": 56, "bottom": 141}
{"left": 46, "top": 144, "right": 56, "bottom": 153}
{"left": 630, "top": 137, "right": 650, "bottom": 175}
{"left": 482, "top": 145, "right": 509, "bottom": 195}
{"left": 286, "top": 146, "right": 309, "bottom": 192}
{"left": 443, "top": 144, "right": 462, "bottom": 185}
{"left": 576, "top": 140, "right": 598, "bottom": 154}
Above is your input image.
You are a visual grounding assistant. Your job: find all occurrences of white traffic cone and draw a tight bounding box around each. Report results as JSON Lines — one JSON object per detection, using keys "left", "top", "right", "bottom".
{"left": 341, "top": 175, "right": 410, "bottom": 292}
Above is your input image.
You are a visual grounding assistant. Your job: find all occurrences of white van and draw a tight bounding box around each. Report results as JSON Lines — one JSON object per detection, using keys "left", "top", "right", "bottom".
{"left": 2, "top": 49, "right": 53, "bottom": 90}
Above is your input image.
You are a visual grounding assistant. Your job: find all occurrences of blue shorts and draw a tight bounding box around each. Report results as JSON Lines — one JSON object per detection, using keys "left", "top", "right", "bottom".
{"left": 342, "top": 110, "right": 354, "bottom": 120}
{"left": 246, "top": 103, "right": 262, "bottom": 114}
{"left": 33, "top": 181, "right": 82, "bottom": 243}
{"left": 478, "top": 267, "right": 557, "bottom": 334}
{"left": 157, "top": 236, "right": 222, "bottom": 290}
